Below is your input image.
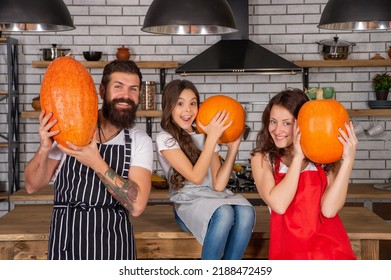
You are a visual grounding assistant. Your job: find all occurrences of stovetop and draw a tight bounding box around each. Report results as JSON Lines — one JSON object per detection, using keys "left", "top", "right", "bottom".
{"left": 227, "top": 164, "right": 257, "bottom": 192}
{"left": 226, "top": 175, "right": 266, "bottom": 205}
{"left": 227, "top": 178, "right": 257, "bottom": 192}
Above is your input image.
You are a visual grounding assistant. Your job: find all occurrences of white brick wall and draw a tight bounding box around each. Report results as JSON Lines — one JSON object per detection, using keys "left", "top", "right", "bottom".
{"left": 1, "top": 0, "right": 391, "bottom": 189}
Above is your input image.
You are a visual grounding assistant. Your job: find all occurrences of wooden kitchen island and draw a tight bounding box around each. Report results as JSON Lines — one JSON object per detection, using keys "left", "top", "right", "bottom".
{"left": 10, "top": 183, "right": 391, "bottom": 206}
{"left": 1, "top": 204, "right": 391, "bottom": 260}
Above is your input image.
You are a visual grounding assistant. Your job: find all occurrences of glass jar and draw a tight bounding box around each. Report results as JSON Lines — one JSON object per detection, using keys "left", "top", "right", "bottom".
{"left": 141, "top": 81, "right": 155, "bottom": 110}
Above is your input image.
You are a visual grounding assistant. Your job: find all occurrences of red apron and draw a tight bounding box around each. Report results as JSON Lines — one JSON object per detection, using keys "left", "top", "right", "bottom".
{"left": 269, "top": 158, "right": 356, "bottom": 260}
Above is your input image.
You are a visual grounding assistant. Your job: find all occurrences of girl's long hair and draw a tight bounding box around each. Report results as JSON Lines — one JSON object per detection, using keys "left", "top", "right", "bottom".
{"left": 161, "top": 79, "right": 201, "bottom": 189}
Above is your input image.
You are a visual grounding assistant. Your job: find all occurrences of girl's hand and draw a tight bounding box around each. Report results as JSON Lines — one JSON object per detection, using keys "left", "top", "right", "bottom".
{"left": 196, "top": 110, "right": 232, "bottom": 142}
{"left": 224, "top": 129, "right": 243, "bottom": 150}
{"left": 338, "top": 121, "right": 358, "bottom": 162}
{"left": 38, "top": 110, "right": 60, "bottom": 151}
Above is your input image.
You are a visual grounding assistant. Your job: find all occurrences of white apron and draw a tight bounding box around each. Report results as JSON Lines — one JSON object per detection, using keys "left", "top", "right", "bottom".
{"left": 168, "top": 134, "right": 252, "bottom": 244}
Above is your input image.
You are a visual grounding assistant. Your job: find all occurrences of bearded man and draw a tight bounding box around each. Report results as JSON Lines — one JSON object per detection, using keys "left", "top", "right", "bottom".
{"left": 24, "top": 60, "right": 153, "bottom": 260}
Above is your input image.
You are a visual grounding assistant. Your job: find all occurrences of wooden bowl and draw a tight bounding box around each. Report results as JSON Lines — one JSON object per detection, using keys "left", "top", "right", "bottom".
{"left": 152, "top": 173, "right": 168, "bottom": 189}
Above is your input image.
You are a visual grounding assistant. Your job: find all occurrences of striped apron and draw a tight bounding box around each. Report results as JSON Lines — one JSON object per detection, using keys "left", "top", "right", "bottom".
{"left": 48, "top": 129, "right": 136, "bottom": 260}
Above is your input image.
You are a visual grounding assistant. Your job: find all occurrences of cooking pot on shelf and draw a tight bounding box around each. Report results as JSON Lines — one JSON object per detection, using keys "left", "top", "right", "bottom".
{"left": 316, "top": 36, "right": 356, "bottom": 60}
{"left": 40, "top": 44, "right": 71, "bottom": 61}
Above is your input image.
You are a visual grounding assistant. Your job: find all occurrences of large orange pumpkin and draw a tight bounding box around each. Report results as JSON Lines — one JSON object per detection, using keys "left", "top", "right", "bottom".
{"left": 40, "top": 56, "right": 98, "bottom": 148}
{"left": 196, "top": 95, "right": 245, "bottom": 143}
{"left": 297, "top": 91, "right": 349, "bottom": 164}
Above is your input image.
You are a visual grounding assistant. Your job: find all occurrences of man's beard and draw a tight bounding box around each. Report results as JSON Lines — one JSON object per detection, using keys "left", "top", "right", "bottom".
{"left": 101, "top": 98, "right": 138, "bottom": 129}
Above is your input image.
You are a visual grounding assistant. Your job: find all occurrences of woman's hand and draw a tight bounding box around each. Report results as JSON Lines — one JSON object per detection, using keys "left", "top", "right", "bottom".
{"left": 38, "top": 110, "right": 60, "bottom": 151}
{"left": 293, "top": 120, "right": 305, "bottom": 160}
{"left": 196, "top": 110, "right": 232, "bottom": 142}
{"left": 338, "top": 121, "right": 358, "bottom": 163}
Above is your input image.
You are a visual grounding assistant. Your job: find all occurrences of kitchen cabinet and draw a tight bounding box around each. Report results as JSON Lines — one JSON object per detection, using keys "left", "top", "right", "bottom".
{"left": 293, "top": 59, "right": 391, "bottom": 116}
{"left": 0, "top": 37, "right": 20, "bottom": 211}
{"left": 26, "top": 60, "right": 178, "bottom": 136}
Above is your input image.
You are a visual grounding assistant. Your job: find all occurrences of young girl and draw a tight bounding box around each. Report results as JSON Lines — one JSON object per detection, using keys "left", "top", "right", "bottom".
{"left": 251, "top": 88, "right": 358, "bottom": 260}
{"left": 155, "top": 79, "right": 255, "bottom": 260}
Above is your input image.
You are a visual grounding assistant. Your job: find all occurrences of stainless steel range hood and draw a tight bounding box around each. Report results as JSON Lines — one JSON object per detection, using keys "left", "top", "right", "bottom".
{"left": 176, "top": 0, "right": 301, "bottom": 76}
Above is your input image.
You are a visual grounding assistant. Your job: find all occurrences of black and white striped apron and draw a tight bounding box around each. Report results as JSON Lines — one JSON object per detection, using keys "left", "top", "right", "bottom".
{"left": 48, "top": 129, "right": 136, "bottom": 260}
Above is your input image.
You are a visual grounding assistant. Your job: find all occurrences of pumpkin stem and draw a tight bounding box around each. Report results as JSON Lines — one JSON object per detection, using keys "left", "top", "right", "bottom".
{"left": 316, "top": 88, "right": 324, "bottom": 100}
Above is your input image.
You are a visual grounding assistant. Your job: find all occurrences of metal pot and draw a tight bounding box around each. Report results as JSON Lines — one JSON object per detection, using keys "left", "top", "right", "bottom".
{"left": 316, "top": 36, "right": 356, "bottom": 60}
{"left": 40, "top": 44, "right": 71, "bottom": 61}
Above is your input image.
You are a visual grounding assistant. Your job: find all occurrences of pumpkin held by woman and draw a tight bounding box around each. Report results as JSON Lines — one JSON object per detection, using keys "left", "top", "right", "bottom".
{"left": 196, "top": 95, "right": 245, "bottom": 143}
{"left": 40, "top": 56, "right": 98, "bottom": 148}
{"left": 298, "top": 89, "right": 349, "bottom": 164}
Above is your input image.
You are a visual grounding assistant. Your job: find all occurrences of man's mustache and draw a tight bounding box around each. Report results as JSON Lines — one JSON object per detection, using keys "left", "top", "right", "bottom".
{"left": 112, "top": 98, "right": 136, "bottom": 107}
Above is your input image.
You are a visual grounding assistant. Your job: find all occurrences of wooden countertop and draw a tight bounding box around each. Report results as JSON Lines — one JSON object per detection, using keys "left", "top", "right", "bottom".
{"left": 10, "top": 183, "right": 391, "bottom": 203}
{"left": 1, "top": 204, "right": 391, "bottom": 242}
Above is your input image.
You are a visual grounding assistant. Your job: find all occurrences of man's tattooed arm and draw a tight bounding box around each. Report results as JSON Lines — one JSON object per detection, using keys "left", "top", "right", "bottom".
{"left": 97, "top": 167, "right": 139, "bottom": 212}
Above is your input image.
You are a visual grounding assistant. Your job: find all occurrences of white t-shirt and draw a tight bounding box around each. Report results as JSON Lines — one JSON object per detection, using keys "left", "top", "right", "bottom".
{"left": 155, "top": 130, "right": 220, "bottom": 177}
{"left": 49, "top": 128, "right": 153, "bottom": 181}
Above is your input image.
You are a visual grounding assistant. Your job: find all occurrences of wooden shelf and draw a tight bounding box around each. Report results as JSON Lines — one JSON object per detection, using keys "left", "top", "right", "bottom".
{"left": 0, "top": 143, "right": 8, "bottom": 148}
{"left": 21, "top": 110, "right": 162, "bottom": 119}
{"left": 32, "top": 60, "right": 179, "bottom": 69}
{"left": 293, "top": 59, "right": 391, "bottom": 68}
{"left": 32, "top": 59, "right": 391, "bottom": 70}
{"left": 347, "top": 109, "right": 391, "bottom": 117}
{"left": 0, "top": 91, "right": 7, "bottom": 95}
{"left": 20, "top": 109, "right": 391, "bottom": 119}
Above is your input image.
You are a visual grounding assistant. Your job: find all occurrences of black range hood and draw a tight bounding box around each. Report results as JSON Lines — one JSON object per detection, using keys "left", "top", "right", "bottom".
{"left": 176, "top": 0, "right": 301, "bottom": 76}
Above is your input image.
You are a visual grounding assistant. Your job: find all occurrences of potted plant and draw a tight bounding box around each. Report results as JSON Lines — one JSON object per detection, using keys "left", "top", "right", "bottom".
{"left": 372, "top": 72, "right": 391, "bottom": 100}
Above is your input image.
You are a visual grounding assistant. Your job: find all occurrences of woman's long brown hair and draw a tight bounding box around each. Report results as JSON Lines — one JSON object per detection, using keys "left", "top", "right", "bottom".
{"left": 251, "top": 88, "right": 334, "bottom": 173}
{"left": 160, "top": 79, "right": 202, "bottom": 189}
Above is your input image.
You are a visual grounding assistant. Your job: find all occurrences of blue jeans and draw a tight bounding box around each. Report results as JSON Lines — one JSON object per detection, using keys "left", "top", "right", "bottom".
{"left": 174, "top": 204, "right": 255, "bottom": 260}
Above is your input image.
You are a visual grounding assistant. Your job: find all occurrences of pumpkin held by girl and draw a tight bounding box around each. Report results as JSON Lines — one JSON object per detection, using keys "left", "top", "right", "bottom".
{"left": 40, "top": 56, "right": 98, "bottom": 148}
{"left": 298, "top": 89, "right": 350, "bottom": 164}
{"left": 196, "top": 95, "right": 245, "bottom": 143}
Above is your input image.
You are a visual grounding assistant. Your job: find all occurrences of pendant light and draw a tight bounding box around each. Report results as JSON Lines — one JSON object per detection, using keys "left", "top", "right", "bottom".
{"left": 0, "top": 0, "right": 75, "bottom": 32}
{"left": 142, "top": 0, "right": 237, "bottom": 35}
{"left": 318, "top": 0, "right": 391, "bottom": 30}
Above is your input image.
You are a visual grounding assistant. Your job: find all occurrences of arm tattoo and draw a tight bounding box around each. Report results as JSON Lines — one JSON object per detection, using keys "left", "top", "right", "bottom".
{"left": 97, "top": 167, "right": 139, "bottom": 211}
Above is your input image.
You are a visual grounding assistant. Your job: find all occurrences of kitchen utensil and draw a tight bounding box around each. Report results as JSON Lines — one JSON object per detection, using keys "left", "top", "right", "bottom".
{"left": 373, "top": 183, "right": 391, "bottom": 191}
{"left": 305, "top": 87, "right": 334, "bottom": 99}
{"left": 83, "top": 51, "right": 102, "bottom": 61}
{"left": 116, "top": 45, "right": 131, "bottom": 60}
{"left": 151, "top": 173, "right": 168, "bottom": 189}
{"left": 305, "top": 87, "right": 318, "bottom": 100}
{"left": 321, "top": 87, "right": 335, "bottom": 99}
{"left": 31, "top": 96, "right": 41, "bottom": 111}
{"left": 40, "top": 44, "right": 71, "bottom": 61}
{"left": 316, "top": 36, "right": 356, "bottom": 60}
{"left": 367, "top": 123, "right": 384, "bottom": 136}
{"left": 243, "top": 125, "right": 250, "bottom": 140}
{"left": 353, "top": 123, "right": 365, "bottom": 135}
